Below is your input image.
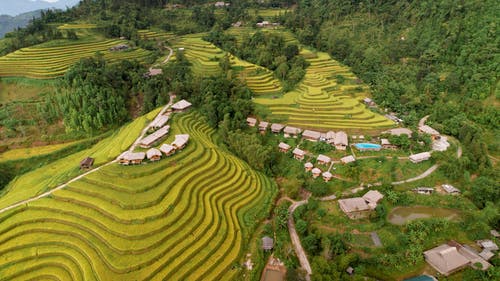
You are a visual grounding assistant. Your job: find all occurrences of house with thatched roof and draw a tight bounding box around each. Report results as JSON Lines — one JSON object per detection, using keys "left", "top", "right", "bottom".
{"left": 302, "top": 130, "right": 321, "bottom": 142}
{"left": 334, "top": 131, "right": 348, "bottom": 150}
{"left": 246, "top": 117, "right": 257, "bottom": 127}
{"left": 146, "top": 148, "right": 162, "bottom": 161}
{"left": 271, "top": 123, "right": 285, "bottom": 133}
{"left": 419, "top": 125, "right": 440, "bottom": 139}
{"left": 383, "top": 128, "right": 412, "bottom": 137}
{"left": 172, "top": 134, "right": 189, "bottom": 150}
{"left": 409, "top": 152, "right": 431, "bottom": 163}
{"left": 150, "top": 115, "right": 169, "bottom": 130}
{"left": 304, "top": 162, "right": 313, "bottom": 171}
{"left": 80, "top": 157, "right": 94, "bottom": 169}
{"left": 259, "top": 121, "right": 269, "bottom": 131}
{"left": 381, "top": 138, "right": 397, "bottom": 149}
{"left": 322, "top": 171, "right": 333, "bottom": 182}
{"left": 292, "top": 148, "right": 305, "bottom": 160}
{"left": 140, "top": 125, "right": 170, "bottom": 148}
{"left": 325, "top": 131, "right": 336, "bottom": 143}
{"left": 262, "top": 236, "right": 274, "bottom": 251}
{"left": 362, "top": 190, "right": 384, "bottom": 205}
{"left": 160, "top": 144, "right": 176, "bottom": 156}
{"left": 312, "top": 168, "right": 321, "bottom": 178}
{"left": 278, "top": 142, "right": 291, "bottom": 153}
{"left": 118, "top": 151, "right": 146, "bottom": 165}
{"left": 172, "top": 99, "right": 192, "bottom": 112}
{"left": 283, "top": 126, "right": 301, "bottom": 138}
{"left": 338, "top": 198, "right": 371, "bottom": 219}
{"left": 317, "top": 154, "right": 331, "bottom": 165}
{"left": 442, "top": 184, "right": 461, "bottom": 195}
{"left": 424, "top": 244, "right": 470, "bottom": 276}
{"left": 341, "top": 155, "right": 356, "bottom": 164}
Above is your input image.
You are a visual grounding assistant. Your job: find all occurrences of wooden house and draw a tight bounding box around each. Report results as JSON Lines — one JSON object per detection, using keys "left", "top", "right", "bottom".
{"left": 322, "top": 171, "right": 333, "bottom": 182}
{"left": 258, "top": 121, "right": 269, "bottom": 132}
{"left": 334, "top": 131, "right": 348, "bottom": 150}
{"left": 150, "top": 115, "right": 169, "bottom": 130}
{"left": 80, "top": 157, "right": 94, "bottom": 169}
{"left": 317, "top": 154, "right": 331, "bottom": 165}
{"left": 302, "top": 130, "right": 321, "bottom": 142}
{"left": 312, "top": 168, "right": 322, "bottom": 178}
{"left": 172, "top": 134, "right": 190, "bottom": 150}
{"left": 419, "top": 125, "right": 440, "bottom": 140}
{"left": 409, "top": 152, "right": 431, "bottom": 163}
{"left": 118, "top": 151, "right": 146, "bottom": 165}
{"left": 381, "top": 138, "right": 397, "bottom": 149}
{"left": 246, "top": 117, "right": 257, "bottom": 127}
{"left": 383, "top": 128, "right": 412, "bottom": 137}
{"left": 292, "top": 148, "right": 305, "bottom": 160}
{"left": 146, "top": 148, "right": 162, "bottom": 161}
{"left": 160, "top": 144, "right": 176, "bottom": 156}
{"left": 283, "top": 126, "right": 302, "bottom": 138}
{"left": 278, "top": 142, "right": 291, "bottom": 153}
{"left": 262, "top": 236, "right": 274, "bottom": 251}
{"left": 172, "top": 99, "right": 192, "bottom": 112}
{"left": 140, "top": 125, "right": 170, "bottom": 148}
{"left": 304, "top": 162, "right": 313, "bottom": 172}
{"left": 271, "top": 123, "right": 285, "bottom": 133}
{"left": 341, "top": 155, "right": 356, "bottom": 164}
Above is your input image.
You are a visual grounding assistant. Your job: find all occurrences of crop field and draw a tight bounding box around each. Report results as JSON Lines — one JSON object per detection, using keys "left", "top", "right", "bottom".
{"left": 254, "top": 49, "right": 395, "bottom": 131}
{"left": 137, "top": 29, "right": 175, "bottom": 41}
{"left": 0, "top": 39, "right": 151, "bottom": 79}
{"left": 0, "top": 141, "right": 84, "bottom": 162}
{"left": 57, "top": 23, "right": 98, "bottom": 30}
{"left": 172, "top": 34, "right": 225, "bottom": 76}
{"left": 0, "top": 112, "right": 275, "bottom": 280}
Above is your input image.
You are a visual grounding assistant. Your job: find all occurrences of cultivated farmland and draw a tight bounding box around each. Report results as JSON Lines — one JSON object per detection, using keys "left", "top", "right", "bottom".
{"left": 0, "top": 112, "right": 276, "bottom": 280}
{"left": 172, "top": 34, "right": 225, "bottom": 76}
{"left": 0, "top": 39, "right": 151, "bottom": 79}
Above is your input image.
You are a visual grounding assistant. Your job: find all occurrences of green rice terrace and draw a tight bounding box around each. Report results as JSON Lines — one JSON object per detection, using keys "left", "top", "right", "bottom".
{"left": 0, "top": 111, "right": 276, "bottom": 280}
{"left": 0, "top": 39, "right": 151, "bottom": 79}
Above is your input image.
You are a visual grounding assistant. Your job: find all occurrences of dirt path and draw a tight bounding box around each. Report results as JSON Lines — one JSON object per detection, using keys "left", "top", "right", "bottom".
{"left": 288, "top": 198, "right": 312, "bottom": 280}
{"left": 391, "top": 164, "right": 439, "bottom": 185}
{"left": 149, "top": 46, "right": 174, "bottom": 71}
{"left": 0, "top": 96, "right": 174, "bottom": 216}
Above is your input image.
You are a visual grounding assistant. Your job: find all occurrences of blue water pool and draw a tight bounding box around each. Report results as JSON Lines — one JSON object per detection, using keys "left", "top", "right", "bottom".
{"left": 354, "top": 143, "right": 382, "bottom": 150}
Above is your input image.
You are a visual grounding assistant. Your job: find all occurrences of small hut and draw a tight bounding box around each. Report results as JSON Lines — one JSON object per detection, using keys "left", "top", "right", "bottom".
{"left": 80, "top": 157, "right": 94, "bottom": 169}
{"left": 317, "top": 154, "right": 331, "bottom": 165}
{"left": 160, "top": 144, "right": 176, "bottom": 156}
{"left": 278, "top": 142, "right": 291, "bottom": 153}
{"left": 146, "top": 148, "right": 162, "bottom": 161}
{"left": 172, "top": 134, "right": 190, "bottom": 150}
{"left": 312, "top": 168, "right": 322, "bottom": 178}
{"left": 304, "top": 162, "right": 313, "bottom": 172}
{"left": 262, "top": 236, "right": 274, "bottom": 251}
{"left": 258, "top": 121, "right": 269, "bottom": 132}
{"left": 171, "top": 99, "right": 192, "bottom": 112}
{"left": 292, "top": 148, "right": 305, "bottom": 160}
{"left": 271, "top": 123, "right": 285, "bottom": 133}
{"left": 246, "top": 117, "right": 257, "bottom": 127}
{"left": 322, "top": 171, "right": 333, "bottom": 182}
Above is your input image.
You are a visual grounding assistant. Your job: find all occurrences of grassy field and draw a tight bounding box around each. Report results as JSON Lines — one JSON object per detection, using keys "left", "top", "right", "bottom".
{"left": 0, "top": 111, "right": 276, "bottom": 280}
{"left": 0, "top": 78, "right": 55, "bottom": 104}
{"left": 0, "top": 39, "right": 151, "bottom": 79}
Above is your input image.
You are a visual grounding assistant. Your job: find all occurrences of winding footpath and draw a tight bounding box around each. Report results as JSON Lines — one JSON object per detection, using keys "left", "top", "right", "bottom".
{"left": 0, "top": 48, "right": 176, "bottom": 216}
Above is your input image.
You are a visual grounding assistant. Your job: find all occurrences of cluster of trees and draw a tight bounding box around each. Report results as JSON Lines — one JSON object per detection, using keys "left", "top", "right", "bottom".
{"left": 205, "top": 29, "right": 308, "bottom": 90}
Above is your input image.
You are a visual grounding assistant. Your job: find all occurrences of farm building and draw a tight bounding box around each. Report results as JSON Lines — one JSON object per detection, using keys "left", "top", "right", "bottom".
{"left": 139, "top": 125, "right": 170, "bottom": 148}
{"left": 424, "top": 244, "right": 470, "bottom": 276}
{"left": 146, "top": 148, "right": 162, "bottom": 161}
{"left": 271, "top": 123, "right": 285, "bottom": 133}
{"left": 150, "top": 115, "right": 169, "bottom": 130}
{"left": 172, "top": 134, "right": 190, "bottom": 150}
{"left": 334, "top": 131, "right": 348, "bottom": 150}
{"left": 341, "top": 155, "right": 356, "bottom": 164}
{"left": 292, "top": 148, "right": 305, "bottom": 160}
{"left": 118, "top": 151, "right": 146, "bottom": 165}
{"left": 259, "top": 121, "right": 269, "bottom": 131}
{"left": 262, "top": 236, "right": 274, "bottom": 251}
{"left": 160, "top": 144, "right": 176, "bottom": 156}
{"left": 278, "top": 142, "right": 291, "bottom": 153}
{"left": 80, "top": 157, "right": 94, "bottom": 169}
{"left": 283, "top": 126, "right": 302, "bottom": 138}
{"left": 381, "top": 138, "right": 397, "bottom": 149}
{"left": 325, "top": 131, "right": 336, "bottom": 143}
{"left": 304, "top": 162, "right": 313, "bottom": 171}
{"left": 302, "top": 130, "right": 321, "bottom": 141}
{"left": 311, "top": 168, "right": 321, "bottom": 178}
{"left": 322, "top": 171, "right": 333, "bottom": 182}
{"left": 338, "top": 190, "right": 384, "bottom": 219}
{"left": 419, "top": 125, "right": 440, "bottom": 139}
{"left": 442, "top": 184, "right": 461, "bottom": 194}
{"left": 172, "top": 99, "right": 192, "bottom": 112}
{"left": 362, "top": 190, "right": 384, "bottom": 205}
{"left": 383, "top": 128, "right": 413, "bottom": 137}
{"left": 317, "top": 154, "right": 331, "bottom": 165}
{"left": 246, "top": 117, "right": 257, "bottom": 127}
{"left": 409, "top": 152, "right": 431, "bottom": 163}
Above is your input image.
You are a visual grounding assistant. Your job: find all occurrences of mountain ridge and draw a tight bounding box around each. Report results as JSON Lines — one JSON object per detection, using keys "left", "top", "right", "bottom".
{"left": 0, "top": 0, "right": 79, "bottom": 17}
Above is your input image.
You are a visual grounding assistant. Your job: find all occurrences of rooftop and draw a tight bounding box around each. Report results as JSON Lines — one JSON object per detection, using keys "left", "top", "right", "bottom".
{"left": 172, "top": 99, "right": 192, "bottom": 110}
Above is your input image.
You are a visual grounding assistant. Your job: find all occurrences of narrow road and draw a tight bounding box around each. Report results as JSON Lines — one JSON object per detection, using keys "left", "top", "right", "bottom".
{"left": 288, "top": 198, "right": 312, "bottom": 280}
{"left": 0, "top": 97, "right": 174, "bottom": 216}
{"left": 149, "top": 46, "right": 173, "bottom": 71}
{"left": 418, "top": 115, "right": 430, "bottom": 127}
{"left": 391, "top": 164, "right": 439, "bottom": 185}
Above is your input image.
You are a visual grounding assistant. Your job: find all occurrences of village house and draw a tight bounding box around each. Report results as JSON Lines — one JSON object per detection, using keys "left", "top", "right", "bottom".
{"left": 271, "top": 123, "right": 285, "bottom": 133}
{"left": 256, "top": 21, "right": 270, "bottom": 27}
{"left": 409, "top": 151, "right": 431, "bottom": 163}
{"left": 118, "top": 151, "right": 146, "bottom": 165}
{"left": 419, "top": 125, "right": 440, "bottom": 139}
{"left": 341, "top": 155, "right": 356, "bottom": 164}
{"left": 325, "top": 131, "right": 336, "bottom": 144}
{"left": 442, "top": 184, "right": 461, "bottom": 195}
{"left": 150, "top": 115, "right": 169, "bottom": 130}
{"left": 383, "top": 128, "right": 413, "bottom": 137}
{"left": 172, "top": 134, "right": 190, "bottom": 150}
{"left": 171, "top": 99, "right": 192, "bottom": 112}
{"left": 363, "top": 97, "right": 376, "bottom": 107}
{"left": 262, "top": 236, "right": 274, "bottom": 251}
{"left": 362, "top": 190, "right": 384, "bottom": 206}
{"left": 302, "top": 130, "right": 321, "bottom": 142}
{"left": 311, "top": 168, "right": 322, "bottom": 178}
{"left": 424, "top": 244, "right": 470, "bottom": 276}
{"left": 413, "top": 187, "right": 435, "bottom": 195}
{"left": 322, "top": 171, "right": 333, "bottom": 182}
{"left": 334, "top": 131, "right": 348, "bottom": 150}
{"left": 146, "top": 148, "right": 162, "bottom": 161}
{"left": 246, "top": 117, "right": 257, "bottom": 127}
{"left": 283, "top": 126, "right": 302, "bottom": 138}
{"left": 80, "top": 157, "right": 94, "bottom": 169}
{"left": 338, "top": 190, "right": 384, "bottom": 219}
{"left": 139, "top": 125, "right": 170, "bottom": 148}
{"left": 317, "top": 154, "right": 331, "bottom": 165}
{"left": 278, "top": 142, "right": 291, "bottom": 153}
{"left": 304, "top": 162, "right": 313, "bottom": 172}
{"left": 292, "top": 148, "right": 305, "bottom": 160}
{"left": 145, "top": 68, "right": 162, "bottom": 77}
{"left": 214, "top": 1, "right": 230, "bottom": 7}
{"left": 433, "top": 136, "right": 450, "bottom": 151}
{"left": 259, "top": 121, "right": 269, "bottom": 132}
{"left": 381, "top": 138, "right": 397, "bottom": 149}
{"left": 160, "top": 144, "right": 176, "bottom": 156}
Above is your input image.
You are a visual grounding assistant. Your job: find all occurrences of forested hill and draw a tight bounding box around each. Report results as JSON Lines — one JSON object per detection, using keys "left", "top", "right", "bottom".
{"left": 280, "top": 0, "right": 498, "bottom": 172}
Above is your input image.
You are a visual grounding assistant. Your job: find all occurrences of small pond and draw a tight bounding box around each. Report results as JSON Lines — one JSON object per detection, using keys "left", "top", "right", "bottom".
{"left": 388, "top": 206, "right": 461, "bottom": 225}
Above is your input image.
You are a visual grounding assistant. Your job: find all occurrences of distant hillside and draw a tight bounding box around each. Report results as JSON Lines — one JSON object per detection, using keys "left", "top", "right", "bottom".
{"left": 0, "top": 10, "right": 43, "bottom": 38}
{"left": 0, "top": 0, "right": 79, "bottom": 17}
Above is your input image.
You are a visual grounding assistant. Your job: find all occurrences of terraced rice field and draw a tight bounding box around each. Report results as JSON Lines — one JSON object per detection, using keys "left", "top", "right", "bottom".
{"left": 57, "top": 23, "right": 97, "bottom": 30}
{"left": 254, "top": 50, "right": 395, "bottom": 130}
{"left": 172, "top": 34, "right": 225, "bottom": 76}
{"left": 0, "top": 40, "right": 151, "bottom": 79}
{"left": 137, "top": 30, "right": 175, "bottom": 41}
{"left": 0, "top": 112, "right": 275, "bottom": 280}
{"left": 0, "top": 141, "right": 83, "bottom": 162}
